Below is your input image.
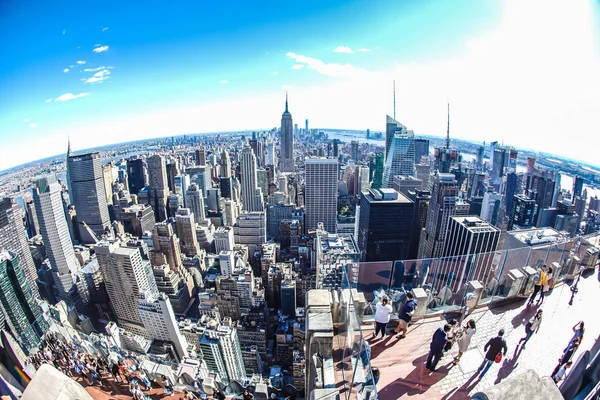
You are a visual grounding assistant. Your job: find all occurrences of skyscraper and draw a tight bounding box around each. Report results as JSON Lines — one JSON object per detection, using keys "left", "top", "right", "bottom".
{"left": 0, "top": 251, "right": 48, "bottom": 352}
{"left": 127, "top": 158, "right": 146, "bottom": 196}
{"left": 0, "top": 198, "right": 40, "bottom": 299}
{"left": 175, "top": 208, "right": 201, "bottom": 257}
{"left": 414, "top": 138, "right": 429, "bottom": 164}
{"left": 147, "top": 155, "right": 169, "bottom": 221}
{"left": 279, "top": 93, "right": 294, "bottom": 173}
{"left": 357, "top": 188, "right": 415, "bottom": 262}
{"left": 491, "top": 147, "right": 507, "bottom": 180}
{"left": 195, "top": 148, "right": 206, "bottom": 166}
{"left": 509, "top": 193, "right": 539, "bottom": 230}
{"left": 369, "top": 153, "right": 384, "bottom": 189}
{"left": 573, "top": 176, "right": 584, "bottom": 198}
{"left": 33, "top": 175, "right": 81, "bottom": 305}
{"left": 138, "top": 292, "right": 189, "bottom": 361}
{"left": 67, "top": 151, "right": 111, "bottom": 242}
{"left": 443, "top": 216, "right": 500, "bottom": 258}
{"left": 240, "top": 146, "right": 264, "bottom": 212}
{"left": 419, "top": 173, "right": 468, "bottom": 259}
{"left": 96, "top": 238, "right": 159, "bottom": 336}
{"left": 185, "top": 183, "right": 205, "bottom": 222}
{"left": 305, "top": 157, "right": 339, "bottom": 233}
{"left": 383, "top": 116, "right": 415, "bottom": 188}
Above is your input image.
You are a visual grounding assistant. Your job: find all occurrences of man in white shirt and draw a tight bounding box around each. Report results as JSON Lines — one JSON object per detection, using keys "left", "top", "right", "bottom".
{"left": 373, "top": 297, "right": 393, "bottom": 340}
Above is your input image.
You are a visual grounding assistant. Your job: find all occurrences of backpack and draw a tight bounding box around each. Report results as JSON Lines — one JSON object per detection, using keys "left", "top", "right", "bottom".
{"left": 533, "top": 271, "right": 542, "bottom": 285}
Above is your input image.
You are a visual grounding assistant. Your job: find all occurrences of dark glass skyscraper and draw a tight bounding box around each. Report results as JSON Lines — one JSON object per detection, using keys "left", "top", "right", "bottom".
{"left": 0, "top": 198, "right": 40, "bottom": 300}
{"left": 127, "top": 158, "right": 146, "bottom": 196}
{"left": 357, "top": 188, "right": 414, "bottom": 262}
{"left": 414, "top": 138, "right": 429, "bottom": 164}
{"left": 0, "top": 251, "right": 48, "bottom": 352}
{"left": 67, "top": 151, "right": 111, "bottom": 242}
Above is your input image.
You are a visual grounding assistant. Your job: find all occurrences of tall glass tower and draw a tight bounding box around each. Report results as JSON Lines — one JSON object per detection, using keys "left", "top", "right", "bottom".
{"left": 0, "top": 251, "right": 48, "bottom": 353}
{"left": 383, "top": 116, "right": 415, "bottom": 188}
{"left": 67, "top": 151, "right": 111, "bottom": 242}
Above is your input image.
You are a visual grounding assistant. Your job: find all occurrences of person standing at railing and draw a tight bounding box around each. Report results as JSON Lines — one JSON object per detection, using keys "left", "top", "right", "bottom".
{"left": 528, "top": 265, "right": 548, "bottom": 305}
{"left": 543, "top": 265, "right": 554, "bottom": 299}
{"left": 394, "top": 292, "right": 417, "bottom": 338}
{"left": 373, "top": 297, "right": 393, "bottom": 340}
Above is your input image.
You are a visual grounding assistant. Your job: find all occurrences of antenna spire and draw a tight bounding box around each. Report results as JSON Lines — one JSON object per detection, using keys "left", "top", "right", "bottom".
{"left": 393, "top": 80, "right": 396, "bottom": 120}
{"left": 446, "top": 102, "right": 450, "bottom": 149}
{"left": 67, "top": 137, "right": 71, "bottom": 156}
{"left": 285, "top": 91, "right": 288, "bottom": 113}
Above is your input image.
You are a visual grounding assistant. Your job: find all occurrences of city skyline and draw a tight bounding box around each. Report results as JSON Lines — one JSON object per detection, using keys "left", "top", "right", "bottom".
{"left": 1, "top": 0, "right": 600, "bottom": 171}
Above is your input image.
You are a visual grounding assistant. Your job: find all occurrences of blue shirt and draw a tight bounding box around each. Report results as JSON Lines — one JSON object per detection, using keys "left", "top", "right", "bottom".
{"left": 399, "top": 299, "right": 417, "bottom": 323}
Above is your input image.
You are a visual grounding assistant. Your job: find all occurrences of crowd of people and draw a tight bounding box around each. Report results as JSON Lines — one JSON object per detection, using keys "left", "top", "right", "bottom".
{"left": 370, "top": 262, "right": 587, "bottom": 389}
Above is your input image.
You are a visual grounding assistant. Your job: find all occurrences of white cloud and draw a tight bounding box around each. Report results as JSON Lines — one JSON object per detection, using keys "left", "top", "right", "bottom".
{"left": 63, "top": 68, "right": 69, "bottom": 73}
{"left": 358, "top": 48, "right": 371, "bottom": 52}
{"left": 102, "top": 27, "right": 109, "bottom": 32}
{"left": 54, "top": 93, "right": 90, "bottom": 102}
{"left": 84, "top": 69, "right": 110, "bottom": 84}
{"left": 291, "top": 64, "right": 304, "bottom": 70}
{"left": 93, "top": 45, "right": 109, "bottom": 53}
{"left": 23, "top": 118, "right": 30, "bottom": 122}
{"left": 286, "top": 52, "right": 369, "bottom": 78}
{"left": 44, "top": 98, "right": 52, "bottom": 103}
{"left": 62, "top": 29, "right": 66, "bottom": 35}
{"left": 83, "top": 66, "right": 106, "bottom": 72}
{"left": 218, "top": 80, "right": 229, "bottom": 84}
{"left": 85, "top": 76, "right": 105, "bottom": 84}
{"left": 76, "top": 60, "right": 86, "bottom": 65}
{"left": 29, "top": 123, "right": 37, "bottom": 128}
{"left": 271, "top": 71, "right": 279, "bottom": 75}
{"left": 333, "top": 46, "right": 354, "bottom": 54}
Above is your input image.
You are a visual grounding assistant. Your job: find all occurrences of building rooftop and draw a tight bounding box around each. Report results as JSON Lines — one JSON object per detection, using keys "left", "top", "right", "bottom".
{"left": 451, "top": 216, "right": 500, "bottom": 233}
{"left": 507, "top": 227, "right": 568, "bottom": 246}
{"left": 362, "top": 188, "right": 413, "bottom": 204}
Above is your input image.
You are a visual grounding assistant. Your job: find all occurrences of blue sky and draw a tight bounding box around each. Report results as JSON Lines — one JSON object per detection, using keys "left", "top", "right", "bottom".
{"left": 1, "top": 0, "right": 599, "bottom": 171}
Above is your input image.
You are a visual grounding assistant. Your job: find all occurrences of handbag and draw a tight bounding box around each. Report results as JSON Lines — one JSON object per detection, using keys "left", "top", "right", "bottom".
{"left": 495, "top": 352, "right": 503, "bottom": 363}
{"left": 444, "top": 341, "right": 453, "bottom": 352}
{"left": 525, "top": 322, "right": 532, "bottom": 333}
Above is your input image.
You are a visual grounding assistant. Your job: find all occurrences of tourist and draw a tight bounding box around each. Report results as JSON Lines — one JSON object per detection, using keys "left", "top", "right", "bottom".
{"left": 213, "top": 388, "right": 226, "bottom": 400}
{"left": 519, "top": 309, "right": 543, "bottom": 349}
{"left": 453, "top": 319, "right": 476, "bottom": 365}
{"left": 395, "top": 292, "right": 417, "bottom": 338}
{"left": 476, "top": 329, "right": 507, "bottom": 380}
{"left": 111, "top": 362, "right": 122, "bottom": 383}
{"left": 242, "top": 389, "right": 254, "bottom": 399}
{"left": 543, "top": 265, "right": 554, "bottom": 298}
{"left": 528, "top": 265, "right": 548, "bottom": 305}
{"left": 161, "top": 375, "right": 175, "bottom": 396}
{"left": 571, "top": 321, "right": 585, "bottom": 342}
{"left": 445, "top": 319, "right": 459, "bottom": 352}
{"left": 426, "top": 324, "right": 451, "bottom": 372}
{"left": 373, "top": 297, "right": 393, "bottom": 340}
{"left": 553, "top": 361, "right": 573, "bottom": 384}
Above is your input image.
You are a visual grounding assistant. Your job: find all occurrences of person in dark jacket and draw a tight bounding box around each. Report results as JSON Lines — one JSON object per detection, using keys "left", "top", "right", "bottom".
{"left": 477, "top": 329, "right": 508, "bottom": 379}
{"left": 426, "top": 324, "right": 451, "bottom": 372}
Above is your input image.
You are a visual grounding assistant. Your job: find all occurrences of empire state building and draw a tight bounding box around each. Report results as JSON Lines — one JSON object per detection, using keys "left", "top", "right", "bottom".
{"left": 279, "top": 93, "right": 294, "bottom": 172}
